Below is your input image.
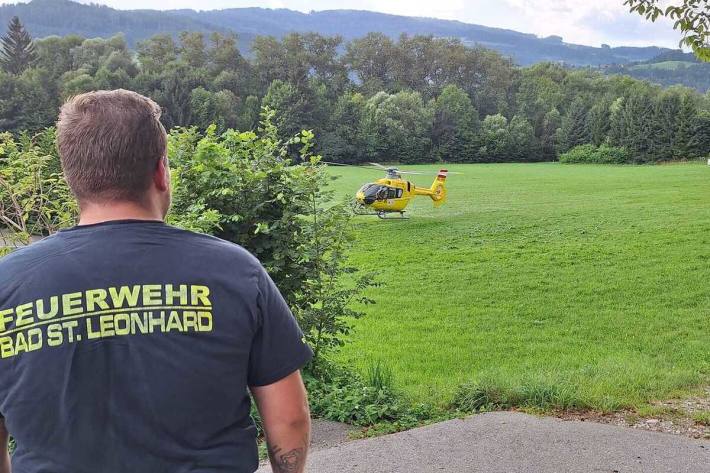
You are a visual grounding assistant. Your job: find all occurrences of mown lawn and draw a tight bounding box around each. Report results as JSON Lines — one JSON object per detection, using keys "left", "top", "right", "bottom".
{"left": 330, "top": 162, "right": 710, "bottom": 411}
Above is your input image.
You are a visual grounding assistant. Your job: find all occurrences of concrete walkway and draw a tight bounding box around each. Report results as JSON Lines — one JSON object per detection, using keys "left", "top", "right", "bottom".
{"left": 258, "top": 412, "right": 709, "bottom": 473}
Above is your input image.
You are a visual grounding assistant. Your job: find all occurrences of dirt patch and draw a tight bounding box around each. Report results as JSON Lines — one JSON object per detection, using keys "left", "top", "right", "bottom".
{"left": 556, "top": 387, "right": 710, "bottom": 440}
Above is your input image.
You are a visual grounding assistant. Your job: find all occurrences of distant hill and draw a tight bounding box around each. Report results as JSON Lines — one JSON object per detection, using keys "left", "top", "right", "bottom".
{"left": 603, "top": 51, "right": 710, "bottom": 92}
{"left": 0, "top": 0, "right": 230, "bottom": 42}
{"left": 0, "top": 0, "right": 672, "bottom": 67}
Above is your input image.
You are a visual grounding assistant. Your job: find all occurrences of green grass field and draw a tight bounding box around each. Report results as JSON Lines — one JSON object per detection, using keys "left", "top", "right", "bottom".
{"left": 629, "top": 60, "right": 696, "bottom": 71}
{"left": 330, "top": 162, "right": 710, "bottom": 411}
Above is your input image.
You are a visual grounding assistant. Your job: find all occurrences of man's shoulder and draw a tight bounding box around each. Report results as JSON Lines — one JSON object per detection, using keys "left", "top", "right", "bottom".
{"left": 162, "top": 225, "right": 261, "bottom": 266}
{"left": 0, "top": 226, "right": 262, "bottom": 273}
{"left": 0, "top": 234, "right": 61, "bottom": 267}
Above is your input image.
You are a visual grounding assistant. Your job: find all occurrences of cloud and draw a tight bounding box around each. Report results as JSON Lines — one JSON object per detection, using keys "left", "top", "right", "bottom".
{"left": 482, "top": 0, "right": 680, "bottom": 47}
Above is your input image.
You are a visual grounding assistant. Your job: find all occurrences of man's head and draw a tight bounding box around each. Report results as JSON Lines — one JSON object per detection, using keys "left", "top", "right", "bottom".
{"left": 57, "top": 89, "right": 171, "bottom": 218}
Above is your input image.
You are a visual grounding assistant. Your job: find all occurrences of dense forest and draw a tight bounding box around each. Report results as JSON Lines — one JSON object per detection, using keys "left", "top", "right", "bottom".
{"left": 0, "top": 20, "right": 708, "bottom": 164}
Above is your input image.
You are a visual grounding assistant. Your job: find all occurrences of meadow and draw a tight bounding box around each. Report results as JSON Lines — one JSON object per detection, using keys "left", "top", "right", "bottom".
{"left": 330, "top": 162, "right": 710, "bottom": 411}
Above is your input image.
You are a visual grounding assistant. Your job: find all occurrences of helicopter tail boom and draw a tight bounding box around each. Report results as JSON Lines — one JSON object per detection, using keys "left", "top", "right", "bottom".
{"left": 414, "top": 169, "right": 448, "bottom": 207}
{"left": 412, "top": 169, "right": 447, "bottom": 206}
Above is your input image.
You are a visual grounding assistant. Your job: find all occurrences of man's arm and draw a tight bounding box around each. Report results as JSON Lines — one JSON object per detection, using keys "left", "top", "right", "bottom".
{"left": 0, "top": 418, "right": 10, "bottom": 473}
{"left": 250, "top": 371, "right": 310, "bottom": 473}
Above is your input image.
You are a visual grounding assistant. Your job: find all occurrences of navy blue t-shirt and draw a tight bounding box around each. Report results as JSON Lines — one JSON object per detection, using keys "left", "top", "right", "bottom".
{"left": 0, "top": 220, "right": 313, "bottom": 473}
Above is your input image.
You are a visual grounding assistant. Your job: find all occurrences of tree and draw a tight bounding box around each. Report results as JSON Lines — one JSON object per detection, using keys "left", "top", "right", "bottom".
{"left": 507, "top": 115, "right": 540, "bottom": 161}
{"left": 0, "top": 69, "right": 55, "bottom": 132}
{"left": 344, "top": 33, "right": 398, "bottom": 94}
{"left": 672, "top": 91, "right": 701, "bottom": 158}
{"left": 557, "top": 98, "right": 591, "bottom": 153}
{"left": 320, "top": 92, "right": 368, "bottom": 163}
{"left": 262, "top": 79, "right": 311, "bottom": 142}
{"left": 431, "top": 84, "right": 480, "bottom": 162}
{"left": 190, "top": 87, "right": 239, "bottom": 131}
{"left": 625, "top": 0, "right": 709, "bottom": 61}
{"left": 588, "top": 101, "right": 612, "bottom": 146}
{"left": 617, "top": 88, "right": 657, "bottom": 162}
{"left": 137, "top": 34, "right": 178, "bottom": 74}
{"left": 179, "top": 32, "right": 206, "bottom": 69}
{"left": 235, "top": 95, "right": 261, "bottom": 132}
{"left": 689, "top": 110, "right": 710, "bottom": 156}
{"left": 152, "top": 64, "right": 208, "bottom": 128}
{"left": 651, "top": 89, "right": 681, "bottom": 159}
{"left": 540, "top": 108, "right": 562, "bottom": 160}
{"left": 478, "top": 114, "right": 509, "bottom": 162}
{"left": 0, "top": 16, "right": 36, "bottom": 75}
{"left": 361, "top": 91, "right": 433, "bottom": 164}
{"left": 34, "top": 35, "right": 83, "bottom": 81}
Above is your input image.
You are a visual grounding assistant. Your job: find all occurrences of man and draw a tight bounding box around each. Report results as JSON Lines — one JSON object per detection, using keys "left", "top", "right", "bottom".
{"left": 0, "top": 89, "right": 312, "bottom": 473}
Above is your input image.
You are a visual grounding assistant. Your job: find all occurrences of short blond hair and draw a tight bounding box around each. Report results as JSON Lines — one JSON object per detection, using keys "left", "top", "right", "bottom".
{"left": 57, "top": 89, "right": 167, "bottom": 202}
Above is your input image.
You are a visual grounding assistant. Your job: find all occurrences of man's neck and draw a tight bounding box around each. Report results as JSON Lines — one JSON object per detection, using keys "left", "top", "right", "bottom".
{"left": 78, "top": 200, "right": 164, "bottom": 226}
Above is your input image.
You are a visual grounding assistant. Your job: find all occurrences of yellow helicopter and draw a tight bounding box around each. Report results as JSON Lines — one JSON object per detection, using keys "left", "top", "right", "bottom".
{"left": 330, "top": 162, "right": 458, "bottom": 219}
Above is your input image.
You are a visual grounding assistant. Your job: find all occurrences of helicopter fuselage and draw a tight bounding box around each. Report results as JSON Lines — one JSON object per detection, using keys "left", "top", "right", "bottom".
{"left": 355, "top": 174, "right": 445, "bottom": 214}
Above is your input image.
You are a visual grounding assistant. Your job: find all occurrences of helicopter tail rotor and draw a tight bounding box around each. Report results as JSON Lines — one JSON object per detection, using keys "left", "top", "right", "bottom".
{"left": 429, "top": 169, "right": 448, "bottom": 207}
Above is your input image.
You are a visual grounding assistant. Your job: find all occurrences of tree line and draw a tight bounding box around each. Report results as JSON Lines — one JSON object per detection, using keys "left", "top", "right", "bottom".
{"left": 0, "top": 17, "right": 709, "bottom": 163}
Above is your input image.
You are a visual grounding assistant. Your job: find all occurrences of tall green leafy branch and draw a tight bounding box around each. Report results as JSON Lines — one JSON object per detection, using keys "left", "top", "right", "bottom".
{"left": 0, "top": 129, "right": 76, "bottom": 254}
{"left": 625, "top": 0, "right": 710, "bottom": 61}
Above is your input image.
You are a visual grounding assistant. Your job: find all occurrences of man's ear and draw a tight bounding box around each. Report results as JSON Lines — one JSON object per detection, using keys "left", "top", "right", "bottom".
{"left": 154, "top": 157, "right": 170, "bottom": 192}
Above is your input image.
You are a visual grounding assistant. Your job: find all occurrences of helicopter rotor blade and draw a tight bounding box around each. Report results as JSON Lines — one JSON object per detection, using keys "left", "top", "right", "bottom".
{"left": 368, "top": 162, "right": 390, "bottom": 170}
{"left": 322, "top": 161, "right": 394, "bottom": 173}
{"left": 399, "top": 169, "right": 465, "bottom": 176}
{"left": 324, "top": 161, "right": 464, "bottom": 176}
{"left": 321, "top": 161, "right": 352, "bottom": 167}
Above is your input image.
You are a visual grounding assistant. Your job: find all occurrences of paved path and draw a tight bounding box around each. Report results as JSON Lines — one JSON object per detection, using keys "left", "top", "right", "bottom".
{"left": 258, "top": 412, "right": 709, "bottom": 473}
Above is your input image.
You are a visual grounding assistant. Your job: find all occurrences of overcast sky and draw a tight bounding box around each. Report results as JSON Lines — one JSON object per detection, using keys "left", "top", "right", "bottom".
{"left": 12, "top": 0, "right": 685, "bottom": 48}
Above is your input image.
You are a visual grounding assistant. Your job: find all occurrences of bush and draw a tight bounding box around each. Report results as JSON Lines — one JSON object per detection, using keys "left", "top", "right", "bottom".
{"left": 559, "top": 143, "right": 630, "bottom": 164}
{"left": 0, "top": 129, "right": 76, "bottom": 253}
{"left": 304, "top": 362, "right": 442, "bottom": 436}
{"left": 593, "top": 144, "right": 631, "bottom": 164}
{"left": 168, "top": 110, "right": 378, "bottom": 362}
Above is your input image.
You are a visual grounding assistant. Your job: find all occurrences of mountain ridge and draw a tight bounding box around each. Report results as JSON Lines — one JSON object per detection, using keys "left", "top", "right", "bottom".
{"left": 0, "top": 0, "right": 674, "bottom": 66}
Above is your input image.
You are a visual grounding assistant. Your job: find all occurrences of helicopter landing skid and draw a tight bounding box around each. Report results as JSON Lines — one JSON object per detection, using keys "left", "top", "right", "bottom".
{"left": 351, "top": 203, "right": 408, "bottom": 219}
{"left": 377, "top": 211, "right": 409, "bottom": 220}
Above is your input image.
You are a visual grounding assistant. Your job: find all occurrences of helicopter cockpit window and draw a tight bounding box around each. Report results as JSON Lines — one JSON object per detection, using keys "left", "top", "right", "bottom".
{"left": 359, "top": 184, "right": 375, "bottom": 194}
{"left": 360, "top": 184, "right": 387, "bottom": 201}
{"left": 359, "top": 184, "right": 402, "bottom": 201}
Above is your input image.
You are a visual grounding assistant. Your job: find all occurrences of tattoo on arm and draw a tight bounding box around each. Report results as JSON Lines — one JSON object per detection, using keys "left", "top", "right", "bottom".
{"left": 267, "top": 444, "right": 306, "bottom": 473}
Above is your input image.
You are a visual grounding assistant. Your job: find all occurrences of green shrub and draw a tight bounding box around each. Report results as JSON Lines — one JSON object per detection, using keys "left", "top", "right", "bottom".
{"left": 593, "top": 144, "right": 631, "bottom": 164}
{"left": 304, "top": 363, "right": 441, "bottom": 435}
{"left": 560, "top": 144, "right": 630, "bottom": 164}
{"left": 168, "top": 110, "right": 378, "bottom": 362}
{"left": 0, "top": 128, "right": 77, "bottom": 249}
